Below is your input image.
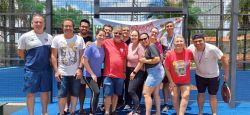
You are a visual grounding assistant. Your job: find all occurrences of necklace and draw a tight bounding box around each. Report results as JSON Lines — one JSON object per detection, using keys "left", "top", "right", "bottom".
{"left": 197, "top": 46, "right": 205, "bottom": 64}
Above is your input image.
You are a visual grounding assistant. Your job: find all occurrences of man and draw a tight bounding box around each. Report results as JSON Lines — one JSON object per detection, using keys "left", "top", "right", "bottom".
{"left": 79, "top": 19, "right": 93, "bottom": 44}
{"left": 122, "top": 26, "right": 131, "bottom": 45}
{"left": 78, "top": 19, "right": 93, "bottom": 115}
{"left": 188, "top": 34, "right": 229, "bottom": 115}
{"left": 117, "top": 26, "right": 131, "bottom": 110}
{"left": 97, "top": 24, "right": 113, "bottom": 112}
{"left": 18, "top": 14, "right": 52, "bottom": 115}
{"left": 51, "top": 19, "right": 84, "bottom": 115}
{"left": 103, "top": 24, "right": 113, "bottom": 39}
{"left": 159, "top": 21, "right": 176, "bottom": 112}
{"left": 103, "top": 26, "right": 128, "bottom": 115}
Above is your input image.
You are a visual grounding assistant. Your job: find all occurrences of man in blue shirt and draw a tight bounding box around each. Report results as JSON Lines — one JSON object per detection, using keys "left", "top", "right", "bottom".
{"left": 18, "top": 14, "right": 53, "bottom": 115}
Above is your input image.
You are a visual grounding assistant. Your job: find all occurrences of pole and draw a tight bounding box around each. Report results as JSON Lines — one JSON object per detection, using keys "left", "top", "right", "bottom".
{"left": 229, "top": 0, "right": 239, "bottom": 108}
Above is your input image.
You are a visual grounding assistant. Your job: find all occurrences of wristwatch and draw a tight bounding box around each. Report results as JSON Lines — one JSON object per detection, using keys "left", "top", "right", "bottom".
{"left": 77, "top": 66, "right": 82, "bottom": 70}
{"left": 132, "top": 71, "right": 137, "bottom": 74}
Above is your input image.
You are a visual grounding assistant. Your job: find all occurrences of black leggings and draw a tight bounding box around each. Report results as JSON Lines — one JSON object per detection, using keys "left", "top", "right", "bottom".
{"left": 127, "top": 68, "right": 145, "bottom": 113}
{"left": 84, "top": 77, "right": 102, "bottom": 115}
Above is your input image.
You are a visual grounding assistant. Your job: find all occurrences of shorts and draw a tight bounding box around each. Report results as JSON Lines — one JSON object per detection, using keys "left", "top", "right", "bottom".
{"left": 103, "top": 77, "right": 124, "bottom": 96}
{"left": 145, "top": 63, "right": 164, "bottom": 87}
{"left": 23, "top": 69, "right": 52, "bottom": 93}
{"left": 162, "top": 75, "right": 169, "bottom": 83}
{"left": 57, "top": 76, "right": 81, "bottom": 98}
{"left": 195, "top": 74, "right": 220, "bottom": 95}
{"left": 175, "top": 83, "right": 190, "bottom": 87}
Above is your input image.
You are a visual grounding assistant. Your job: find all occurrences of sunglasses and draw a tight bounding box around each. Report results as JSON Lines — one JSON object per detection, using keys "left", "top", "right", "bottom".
{"left": 166, "top": 25, "right": 173, "bottom": 28}
{"left": 114, "top": 32, "right": 122, "bottom": 35}
{"left": 139, "top": 38, "right": 148, "bottom": 41}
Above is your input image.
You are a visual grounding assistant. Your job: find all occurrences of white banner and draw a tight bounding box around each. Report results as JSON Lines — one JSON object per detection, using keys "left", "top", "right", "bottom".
{"left": 93, "top": 17, "right": 183, "bottom": 39}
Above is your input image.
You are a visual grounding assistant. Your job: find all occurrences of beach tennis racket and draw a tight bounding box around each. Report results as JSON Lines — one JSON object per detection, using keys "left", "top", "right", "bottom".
{"left": 221, "top": 82, "right": 231, "bottom": 103}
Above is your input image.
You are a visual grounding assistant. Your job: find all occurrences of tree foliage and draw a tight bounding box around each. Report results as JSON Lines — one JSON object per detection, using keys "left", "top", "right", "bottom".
{"left": 53, "top": 6, "right": 88, "bottom": 28}
{"left": 147, "top": 0, "right": 202, "bottom": 28}
{"left": 0, "top": 0, "right": 8, "bottom": 13}
{"left": 226, "top": 0, "right": 250, "bottom": 29}
{"left": 16, "top": 0, "right": 45, "bottom": 27}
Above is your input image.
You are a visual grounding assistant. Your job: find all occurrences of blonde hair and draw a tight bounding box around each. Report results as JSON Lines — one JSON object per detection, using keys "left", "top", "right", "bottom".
{"left": 174, "top": 34, "right": 186, "bottom": 48}
{"left": 174, "top": 34, "right": 185, "bottom": 43}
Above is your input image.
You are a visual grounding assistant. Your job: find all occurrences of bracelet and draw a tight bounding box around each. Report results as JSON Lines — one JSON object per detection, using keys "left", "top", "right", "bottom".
{"left": 77, "top": 66, "right": 82, "bottom": 70}
{"left": 132, "top": 71, "right": 137, "bottom": 74}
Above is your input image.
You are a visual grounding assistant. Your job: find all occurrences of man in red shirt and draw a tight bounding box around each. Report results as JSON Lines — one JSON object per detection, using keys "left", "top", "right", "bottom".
{"left": 102, "top": 26, "right": 128, "bottom": 115}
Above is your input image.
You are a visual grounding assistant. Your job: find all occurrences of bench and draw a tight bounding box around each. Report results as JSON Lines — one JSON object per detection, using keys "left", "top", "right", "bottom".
{"left": 0, "top": 103, "right": 7, "bottom": 115}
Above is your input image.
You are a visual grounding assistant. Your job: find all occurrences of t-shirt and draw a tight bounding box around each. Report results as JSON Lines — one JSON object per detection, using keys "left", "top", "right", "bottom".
{"left": 144, "top": 43, "right": 160, "bottom": 69}
{"left": 188, "top": 43, "right": 223, "bottom": 78}
{"left": 51, "top": 34, "right": 84, "bottom": 76}
{"left": 124, "top": 37, "right": 131, "bottom": 45}
{"left": 83, "top": 35, "right": 93, "bottom": 43}
{"left": 18, "top": 30, "right": 53, "bottom": 71}
{"left": 103, "top": 39, "right": 128, "bottom": 78}
{"left": 83, "top": 43, "right": 105, "bottom": 77}
{"left": 154, "top": 42, "right": 163, "bottom": 55}
{"left": 164, "top": 49, "right": 193, "bottom": 84}
{"left": 160, "top": 33, "right": 175, "bottom": 58}
{"left": 127, "top": 43, "right": 145, "bottom": 68}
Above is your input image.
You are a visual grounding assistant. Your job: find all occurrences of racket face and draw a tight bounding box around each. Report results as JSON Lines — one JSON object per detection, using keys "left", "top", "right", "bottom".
{"left": 221, "top": 82, "right": 231, "bottom": 103}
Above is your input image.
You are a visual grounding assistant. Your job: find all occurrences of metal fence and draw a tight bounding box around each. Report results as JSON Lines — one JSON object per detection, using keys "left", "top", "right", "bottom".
{"left": 0, "top": 0, "right": 249, "bottom": 103}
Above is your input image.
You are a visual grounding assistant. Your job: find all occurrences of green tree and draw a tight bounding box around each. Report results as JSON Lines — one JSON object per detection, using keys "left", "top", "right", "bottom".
{"left": 53, "top": 6, "right": 88, "bottom": 28}
{"left": 226, "top": 0, "right": 250, "bottom": 29}
{"left": 16, "top": 0, "right": 45, "bottom": 27}
{"left": 148, "top": 0, "right": 202, "bottom": 28}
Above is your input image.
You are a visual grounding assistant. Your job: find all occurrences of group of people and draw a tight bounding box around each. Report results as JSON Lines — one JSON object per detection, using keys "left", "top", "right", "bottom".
{"left": 18, "top": 14, "right": 229, "bottom": 115}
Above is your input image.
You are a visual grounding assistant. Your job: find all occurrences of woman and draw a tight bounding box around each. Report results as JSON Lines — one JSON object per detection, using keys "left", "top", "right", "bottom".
{"left": 164, "top": 34, "right": 193, "bottom": 115}
{"left": 126, "top": 30, "right": 145, "bottom": 115}
{"left": 82, "top": 29, "right": 105, "bottom": 115}
{"left": 139, "top": 33, "right": 164, "bottom": 115}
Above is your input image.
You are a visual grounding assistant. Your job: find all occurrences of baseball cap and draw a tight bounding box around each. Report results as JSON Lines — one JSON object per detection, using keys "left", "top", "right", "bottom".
{"left": 192, "top": 33, "right": 204, "bottom": 40}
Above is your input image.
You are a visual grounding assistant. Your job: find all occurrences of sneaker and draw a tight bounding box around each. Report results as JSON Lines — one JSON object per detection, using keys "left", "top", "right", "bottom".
{"left": 111, "top": 111, "right": 117, "bottom": 115}
{"left": 123, "top": 104, "right": 131, "bottom": 110}
{"left": 41, "top": 113, "right": 48, "bottom": 115}
{"left": 162, "top": 104, "right": 169, "bottom": 112}
{"left": 127, "top": 111, "right": 133, "bottom": 115}
{"left": 57, "top": 113, "right": 65, "bottom": 115}
{"left": 79, "top": 109, "right": 87, "bottom": 115}
{"left": 97, "top": 104, "right": 105, "bottom": 112}
{"left": 133, "top": 112, "right": 140, "bottom": 115}
{"left": 116, "top": 103, "right": 125, "bottom": 110}
{"left": 127, "top": 111, "right": 140, "bottom": 115}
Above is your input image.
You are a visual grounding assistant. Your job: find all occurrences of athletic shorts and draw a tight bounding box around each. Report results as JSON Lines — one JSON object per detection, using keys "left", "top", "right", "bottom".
{"left": 145, "top": 63, "right": 164, "bottom": 87}
{"left": 57, "top": 76, "right": 81, "bottom": 98}
{"left": 23, "top": 69, "right": 52, "bottom": 93}
{"left": 162, "top": 75, "right": 169, "bottom": 83}
{"left": 175, "top": 83, "right": 190, "bottom": 87}
{"left": 103, "top": 77, "right": 124, "bottom": 96}
{"left": 195, "top": 74, "right": 220, "bottom": 95}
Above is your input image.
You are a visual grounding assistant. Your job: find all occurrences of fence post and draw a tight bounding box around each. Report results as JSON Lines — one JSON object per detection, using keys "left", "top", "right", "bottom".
{"left": 229, "top": 0, "right": 239, "bottom": 108}
{"left": 46, "top": 0, "right": 53, "bottom": 103}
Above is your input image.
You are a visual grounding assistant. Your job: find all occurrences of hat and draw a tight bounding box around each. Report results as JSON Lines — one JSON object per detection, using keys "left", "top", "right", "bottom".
{"left": 192, "top": 34, "right": 204, "bottom": 40}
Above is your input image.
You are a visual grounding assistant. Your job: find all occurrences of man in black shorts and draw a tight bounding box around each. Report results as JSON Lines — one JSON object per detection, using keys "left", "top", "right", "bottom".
{"left": 188, "top": 34, "right": 229, "bottom": 115}
{"left": 159, "top": 21, "right": 176, "bottom": 112}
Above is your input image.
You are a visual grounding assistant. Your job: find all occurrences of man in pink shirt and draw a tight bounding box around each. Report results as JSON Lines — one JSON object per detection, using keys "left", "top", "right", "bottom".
{"left": 103, "top": 26, "right": 128, "bottom": 115}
